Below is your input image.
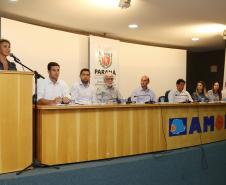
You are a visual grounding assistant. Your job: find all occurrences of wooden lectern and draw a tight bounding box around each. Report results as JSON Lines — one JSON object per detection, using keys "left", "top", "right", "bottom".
{"left": 0, "top": 71, "right": 33, "bottom": 174}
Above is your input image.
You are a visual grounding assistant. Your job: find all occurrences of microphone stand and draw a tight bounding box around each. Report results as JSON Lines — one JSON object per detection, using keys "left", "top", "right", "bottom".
{"left": 10, "top": 56, "right": 59, "bottom": 175}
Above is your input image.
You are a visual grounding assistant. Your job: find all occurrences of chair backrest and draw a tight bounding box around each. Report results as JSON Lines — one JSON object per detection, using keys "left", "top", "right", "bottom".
{"left": 158, "top": 96, "right": 165, "bottom": 102}
{"left": 126, "top": 97, "right": 132, "bottom": 104}
{"left": 164, "top": 90, "right": 171, "bottom": 102}
{"left": 32, "top": 94, "right": 36, "bottom": 104}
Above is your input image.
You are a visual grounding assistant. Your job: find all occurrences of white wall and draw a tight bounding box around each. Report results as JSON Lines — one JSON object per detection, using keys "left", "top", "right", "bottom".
{"left": 1, "top": 18, "right": 186, "bottom": 98}
{"left": 1, "top": 18, "right": 88, "bottom": 87}
{"left": 119, "top": 42, "right": 186, "bottom": 97}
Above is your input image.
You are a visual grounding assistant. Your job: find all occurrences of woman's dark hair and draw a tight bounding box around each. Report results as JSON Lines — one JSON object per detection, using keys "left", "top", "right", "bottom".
{"left": 212, "top": 81, "right": 222, "bottom": 100}
{"left": 0, "top": 39, "right": 11, "bottom": 47}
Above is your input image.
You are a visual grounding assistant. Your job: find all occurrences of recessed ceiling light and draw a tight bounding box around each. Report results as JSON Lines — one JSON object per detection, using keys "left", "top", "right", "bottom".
{"left": 192, "top": 37, "right": 199, "bottom": 41}
{"left": 90, "top": 0, "right": 118, "bottom": 8}
{"left": 9, "top": 0, "right": 18, "bottom": 2}
{"left": 194, "top": 24, "right": 226, "bottom": 34}
{"left": 128, "top": 24, "right": 138, "bottom": 29}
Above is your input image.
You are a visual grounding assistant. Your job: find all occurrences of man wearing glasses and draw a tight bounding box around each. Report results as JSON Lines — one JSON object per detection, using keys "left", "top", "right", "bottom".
{"left": 96, "top": 72, "right": 122, "bottom": 103}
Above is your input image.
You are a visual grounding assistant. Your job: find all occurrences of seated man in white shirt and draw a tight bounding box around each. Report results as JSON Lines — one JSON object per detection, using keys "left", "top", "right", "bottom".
{"left": 70, "top": 68, "right": 96, "bottom": 104}
{"left": 168, "top": 78, "right": 193, "bottom": 103}
{"left": 37, "top": 62, "right": 70, "bottom": 105}
{"left": 131, "top": 75, "right": 156, "bottom": 103}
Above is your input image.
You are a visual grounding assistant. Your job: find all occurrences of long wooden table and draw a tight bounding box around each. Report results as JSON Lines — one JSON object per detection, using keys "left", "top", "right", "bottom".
{"left": 37, "top": 103, "right": 226, "bottom": 165}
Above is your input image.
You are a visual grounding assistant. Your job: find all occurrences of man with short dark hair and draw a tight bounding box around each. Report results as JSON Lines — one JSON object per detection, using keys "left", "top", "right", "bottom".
{"left": 168, "top": 78, "right": 193, "bottom": 103}
{"left": 37, "top": 62, "right": 70, "bottom": 105}
{"left": 70, "top": 68, "right": 96, "bottom": 104}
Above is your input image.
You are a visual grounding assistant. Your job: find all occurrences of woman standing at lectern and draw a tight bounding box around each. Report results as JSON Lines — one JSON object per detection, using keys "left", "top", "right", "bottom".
{"left": 0, "top": 39, "right": 17, "bottom": 70}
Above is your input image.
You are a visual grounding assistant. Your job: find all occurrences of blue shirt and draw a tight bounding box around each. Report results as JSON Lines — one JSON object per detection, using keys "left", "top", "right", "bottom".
{"left": 131, "top": 87, "right": 156, "bottom": 103}
{"left": 0, "top": 61, "right": 17, "bottom": 71}
{"left": 192, "top": 92, "right": 208, "bottom": 102}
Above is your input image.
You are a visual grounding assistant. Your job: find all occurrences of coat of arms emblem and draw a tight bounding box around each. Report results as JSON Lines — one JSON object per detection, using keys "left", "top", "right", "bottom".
{"left": 98, "top": 51, "right": 112, "bottom": 69}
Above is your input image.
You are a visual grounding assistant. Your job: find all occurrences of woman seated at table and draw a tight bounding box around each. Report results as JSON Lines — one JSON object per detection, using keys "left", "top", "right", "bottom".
{"left": 192, "top": 81, "right": 208, "bottom": 102}
{"left": 0, "top": 39, "right": 17, "bottom": 70}
{"left": 207, "top": 81, "right": 222, "bottom": 102}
